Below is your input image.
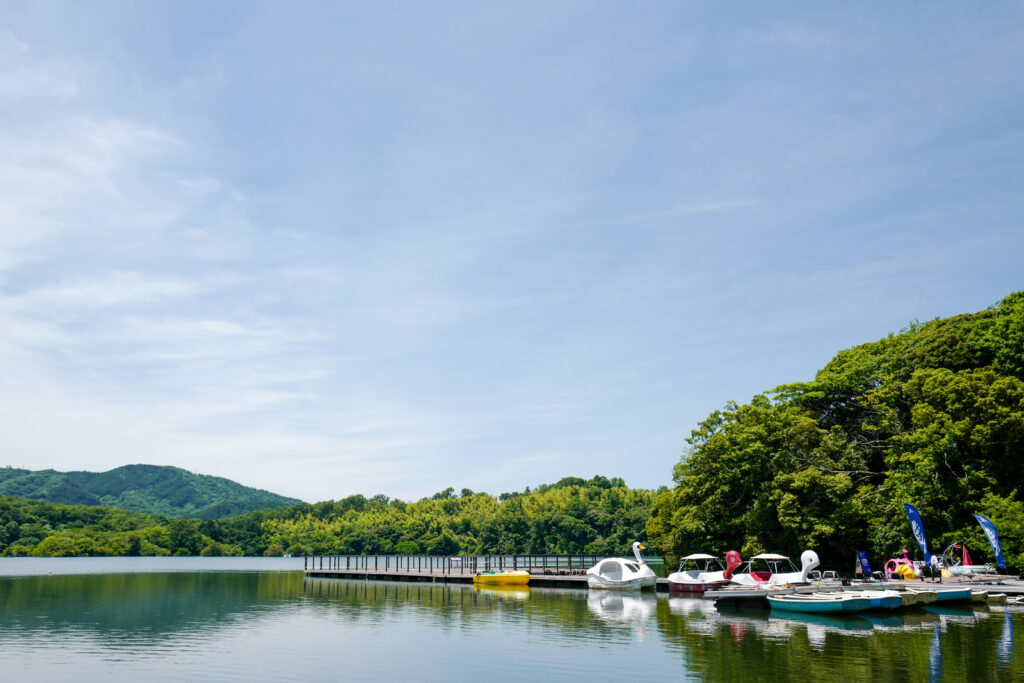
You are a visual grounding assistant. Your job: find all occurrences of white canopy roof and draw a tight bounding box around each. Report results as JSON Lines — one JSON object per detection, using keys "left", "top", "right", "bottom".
{"left": 681, "top": 553, "right": 718, "bottom": 560}
{"left": 750, "top": 553, "right": 789, "bottom": 560}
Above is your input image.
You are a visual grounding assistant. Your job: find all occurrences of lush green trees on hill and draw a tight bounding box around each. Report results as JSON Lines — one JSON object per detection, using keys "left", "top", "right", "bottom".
{"left": 647, "top": 291, "right": 1024, "bottom": 570}
{"left": 0, "top": 465, "right": 301, "bottom": 519}
{"left": 0, "top": 476, "right": 656, "bottom": 558}
{"left": 203, "top": 476, "right": 654, "bottom": 557}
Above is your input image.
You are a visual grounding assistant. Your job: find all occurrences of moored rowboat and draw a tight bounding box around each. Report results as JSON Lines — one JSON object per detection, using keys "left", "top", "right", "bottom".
{"left": 767, "top": 594, "right": 871, "bottom": 613}
{"left": 845, "top": 590, "right": 903, "bottom": 610}
{"left": 933, "top": 587, "right": 972, "bottom": 603}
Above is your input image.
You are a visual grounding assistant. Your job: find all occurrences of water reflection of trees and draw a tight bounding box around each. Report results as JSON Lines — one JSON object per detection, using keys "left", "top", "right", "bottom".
{"left": 2, "top": 571, "right": 1020, "bottom": 681}
{"left": 0, "top": 572, "right": 302, "bottom": 641}
{"left": 652, "top": 597, "right": 1024, "bottom": 681}
{"left": 302, "top": 577, "right": 652, "bottom": 644}
{"left": 303, "top": 578, "right": 1022, "bottom": 680}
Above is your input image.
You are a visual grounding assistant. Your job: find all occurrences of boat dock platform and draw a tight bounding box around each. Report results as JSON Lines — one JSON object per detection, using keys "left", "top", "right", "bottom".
{"left": 305, "top": 553, "right": 611, "bottom": 590}
{"left": 705, "top": 579, "right": 1024, "bottom": 608}
{"left": 304, "top": 555, "right": 1022, "bottom": 598}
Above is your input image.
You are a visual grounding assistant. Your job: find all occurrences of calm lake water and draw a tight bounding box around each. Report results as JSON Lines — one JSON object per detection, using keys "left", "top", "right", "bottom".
{"left": 0, "top": 558, "right": 1021, "bottom": 681}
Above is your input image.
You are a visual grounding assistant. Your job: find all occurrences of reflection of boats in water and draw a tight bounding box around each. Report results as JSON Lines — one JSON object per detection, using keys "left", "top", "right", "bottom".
{"left": 859, "top": 612, "right": 907, "bottom": 630}
{"left": 708, "top": 605, "right": 873, "bottom": 647}
{"left": 998, "top": 609, "right": 1014, "bottom": 664}
{"left": 472, "top": 585, "right": 530, "bottom": 600}
{"left": 922, "top": 603, "right": 987, "bottom": 632}
{"left": 586, "top": 591, "right": 656, "bottom": 626}
{"left": 667, "top": 596, "right": 718, "bottom": 617}
{"left": 921, "top": 603, "right": 981, "bottom": 620}
{"left": 706, "top": 598, "right": 965, "bottom": 641}
{"left": 769, "top": 610, "right": 874, "bottom": 633}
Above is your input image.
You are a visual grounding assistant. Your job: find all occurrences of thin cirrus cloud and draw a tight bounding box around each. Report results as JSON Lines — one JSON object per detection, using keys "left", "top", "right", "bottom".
{"left": 4, "top": 272, "right": 199, "bottom": 312}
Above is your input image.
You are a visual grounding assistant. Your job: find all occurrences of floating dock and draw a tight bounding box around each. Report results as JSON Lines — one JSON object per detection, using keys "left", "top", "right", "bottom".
{"left": 704, "top": 580, "right": 1024, "bottom": 608}
{"left": 304, "top": 553, "right": 667, "bottom": 590}
{"left": 303, "top": 555, "right": 1022, "bottom": 600}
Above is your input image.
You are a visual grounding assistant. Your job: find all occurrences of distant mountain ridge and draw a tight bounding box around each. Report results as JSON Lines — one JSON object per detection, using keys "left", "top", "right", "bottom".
{"left": 0, "top": 464, "right": 302, "bottom": 520}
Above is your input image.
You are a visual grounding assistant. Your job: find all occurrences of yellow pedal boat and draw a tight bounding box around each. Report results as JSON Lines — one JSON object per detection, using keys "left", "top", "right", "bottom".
{"left": 472, "top": 570, "right": 530, "bottom": 585}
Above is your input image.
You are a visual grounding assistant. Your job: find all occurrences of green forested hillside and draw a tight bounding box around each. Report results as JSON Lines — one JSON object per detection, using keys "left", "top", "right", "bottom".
{"left": 0, "top": 494, "right": 257, "bottom": 557}
{"left": 0, "top": 465, "right": 301, "bottom": 520}
{"left": 0, "top": 476, "right": 656, "bottom": 557}
{"left": 647, "top": 291, "right": 1024, "bottom": 569}
{"left": 203, "top": 476, "right": 655, "bottom": 557}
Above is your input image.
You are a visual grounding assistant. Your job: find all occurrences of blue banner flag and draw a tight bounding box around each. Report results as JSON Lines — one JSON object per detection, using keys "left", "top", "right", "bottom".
{"left": 905, "top": 503, "right": 931, "bottom": 564}
{"left": 974, "top": 513, "right": 1007, "bottom": 570}
{"left": 857, "top": 551, "right": 872, "bottom": 575}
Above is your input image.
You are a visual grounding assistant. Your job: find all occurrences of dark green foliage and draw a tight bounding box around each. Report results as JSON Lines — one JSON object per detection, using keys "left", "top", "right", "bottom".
{"left": 0, "top": 495, "right": 233, "bottom": 557}
{"left": 649, "top": 291, "right": 1024, "bottom": 569}
{"left": 183, "top": 474, "right": 653, "bottom": 558}
{"left": 0, "top": 465, "right": 301, "bottom": 519}
{"left": 1, "top": 475, "right": 653, "bottom": 558}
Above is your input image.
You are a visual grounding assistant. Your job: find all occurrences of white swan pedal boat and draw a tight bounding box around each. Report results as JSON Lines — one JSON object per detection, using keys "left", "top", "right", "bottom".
{"left": 586, "top": 542, "right": 657, "bottom": 591}
{"left": 667, "top": 551, "right": 742, "bottom": 593}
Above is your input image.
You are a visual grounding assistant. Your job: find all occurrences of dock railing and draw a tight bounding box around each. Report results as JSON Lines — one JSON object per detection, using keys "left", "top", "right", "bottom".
{"left": 304, "top": 554, "right": 603, "bottom": 575}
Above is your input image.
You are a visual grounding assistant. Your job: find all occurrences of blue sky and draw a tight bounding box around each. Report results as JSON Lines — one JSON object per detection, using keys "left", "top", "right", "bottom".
{"left": 1, "top": 2, "right": 1022, "bottom": 502}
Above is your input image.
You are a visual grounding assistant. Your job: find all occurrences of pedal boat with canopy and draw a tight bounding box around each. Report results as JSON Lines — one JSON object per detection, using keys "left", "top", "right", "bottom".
{"left": 667, "top": 551, "right": 742, "bottom": 593}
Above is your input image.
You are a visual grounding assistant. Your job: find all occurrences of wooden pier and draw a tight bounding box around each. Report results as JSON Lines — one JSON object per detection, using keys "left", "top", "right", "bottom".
{"left": 303, "top": 553, "right": 677, "bottom": 590}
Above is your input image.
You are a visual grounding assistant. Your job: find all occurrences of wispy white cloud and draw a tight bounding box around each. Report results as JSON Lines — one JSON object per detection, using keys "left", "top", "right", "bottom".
{"left": 3, "top": 272, "right": 199, "bottom": 311}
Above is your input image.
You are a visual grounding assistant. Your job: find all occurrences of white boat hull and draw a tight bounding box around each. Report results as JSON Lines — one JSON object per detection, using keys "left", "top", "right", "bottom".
{"left": 667, "top": 579, "right": 730, "bottom": 593}
{"left": 587, "top": 575, "right": 657, "bottom": 590}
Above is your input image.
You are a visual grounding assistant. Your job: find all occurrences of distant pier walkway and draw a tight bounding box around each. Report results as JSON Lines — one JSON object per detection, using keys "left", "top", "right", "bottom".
{"left": 304, "top": 553, "right": 639, "bottom": 589}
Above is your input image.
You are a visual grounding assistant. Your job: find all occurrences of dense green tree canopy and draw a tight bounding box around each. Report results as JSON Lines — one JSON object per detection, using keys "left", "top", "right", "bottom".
{"left": 0, "top": 464, "right": 301, "bottom": 519}
{"left": 648, "top": 291, "right": 1024, "bottom": 570}
{"left": 1, "top": 475, "right": 655, "bottom": 558}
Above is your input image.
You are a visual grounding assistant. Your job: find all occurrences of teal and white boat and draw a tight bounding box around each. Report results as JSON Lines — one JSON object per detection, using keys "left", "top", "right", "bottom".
{"left": 767, "top": 594, "right": 871, "bottom": 613}
{"left": 848, "top": 590, "right": 903, "bottom": 610}
{"left": 933, "top": 587, "right": 972, "bottom": 603}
